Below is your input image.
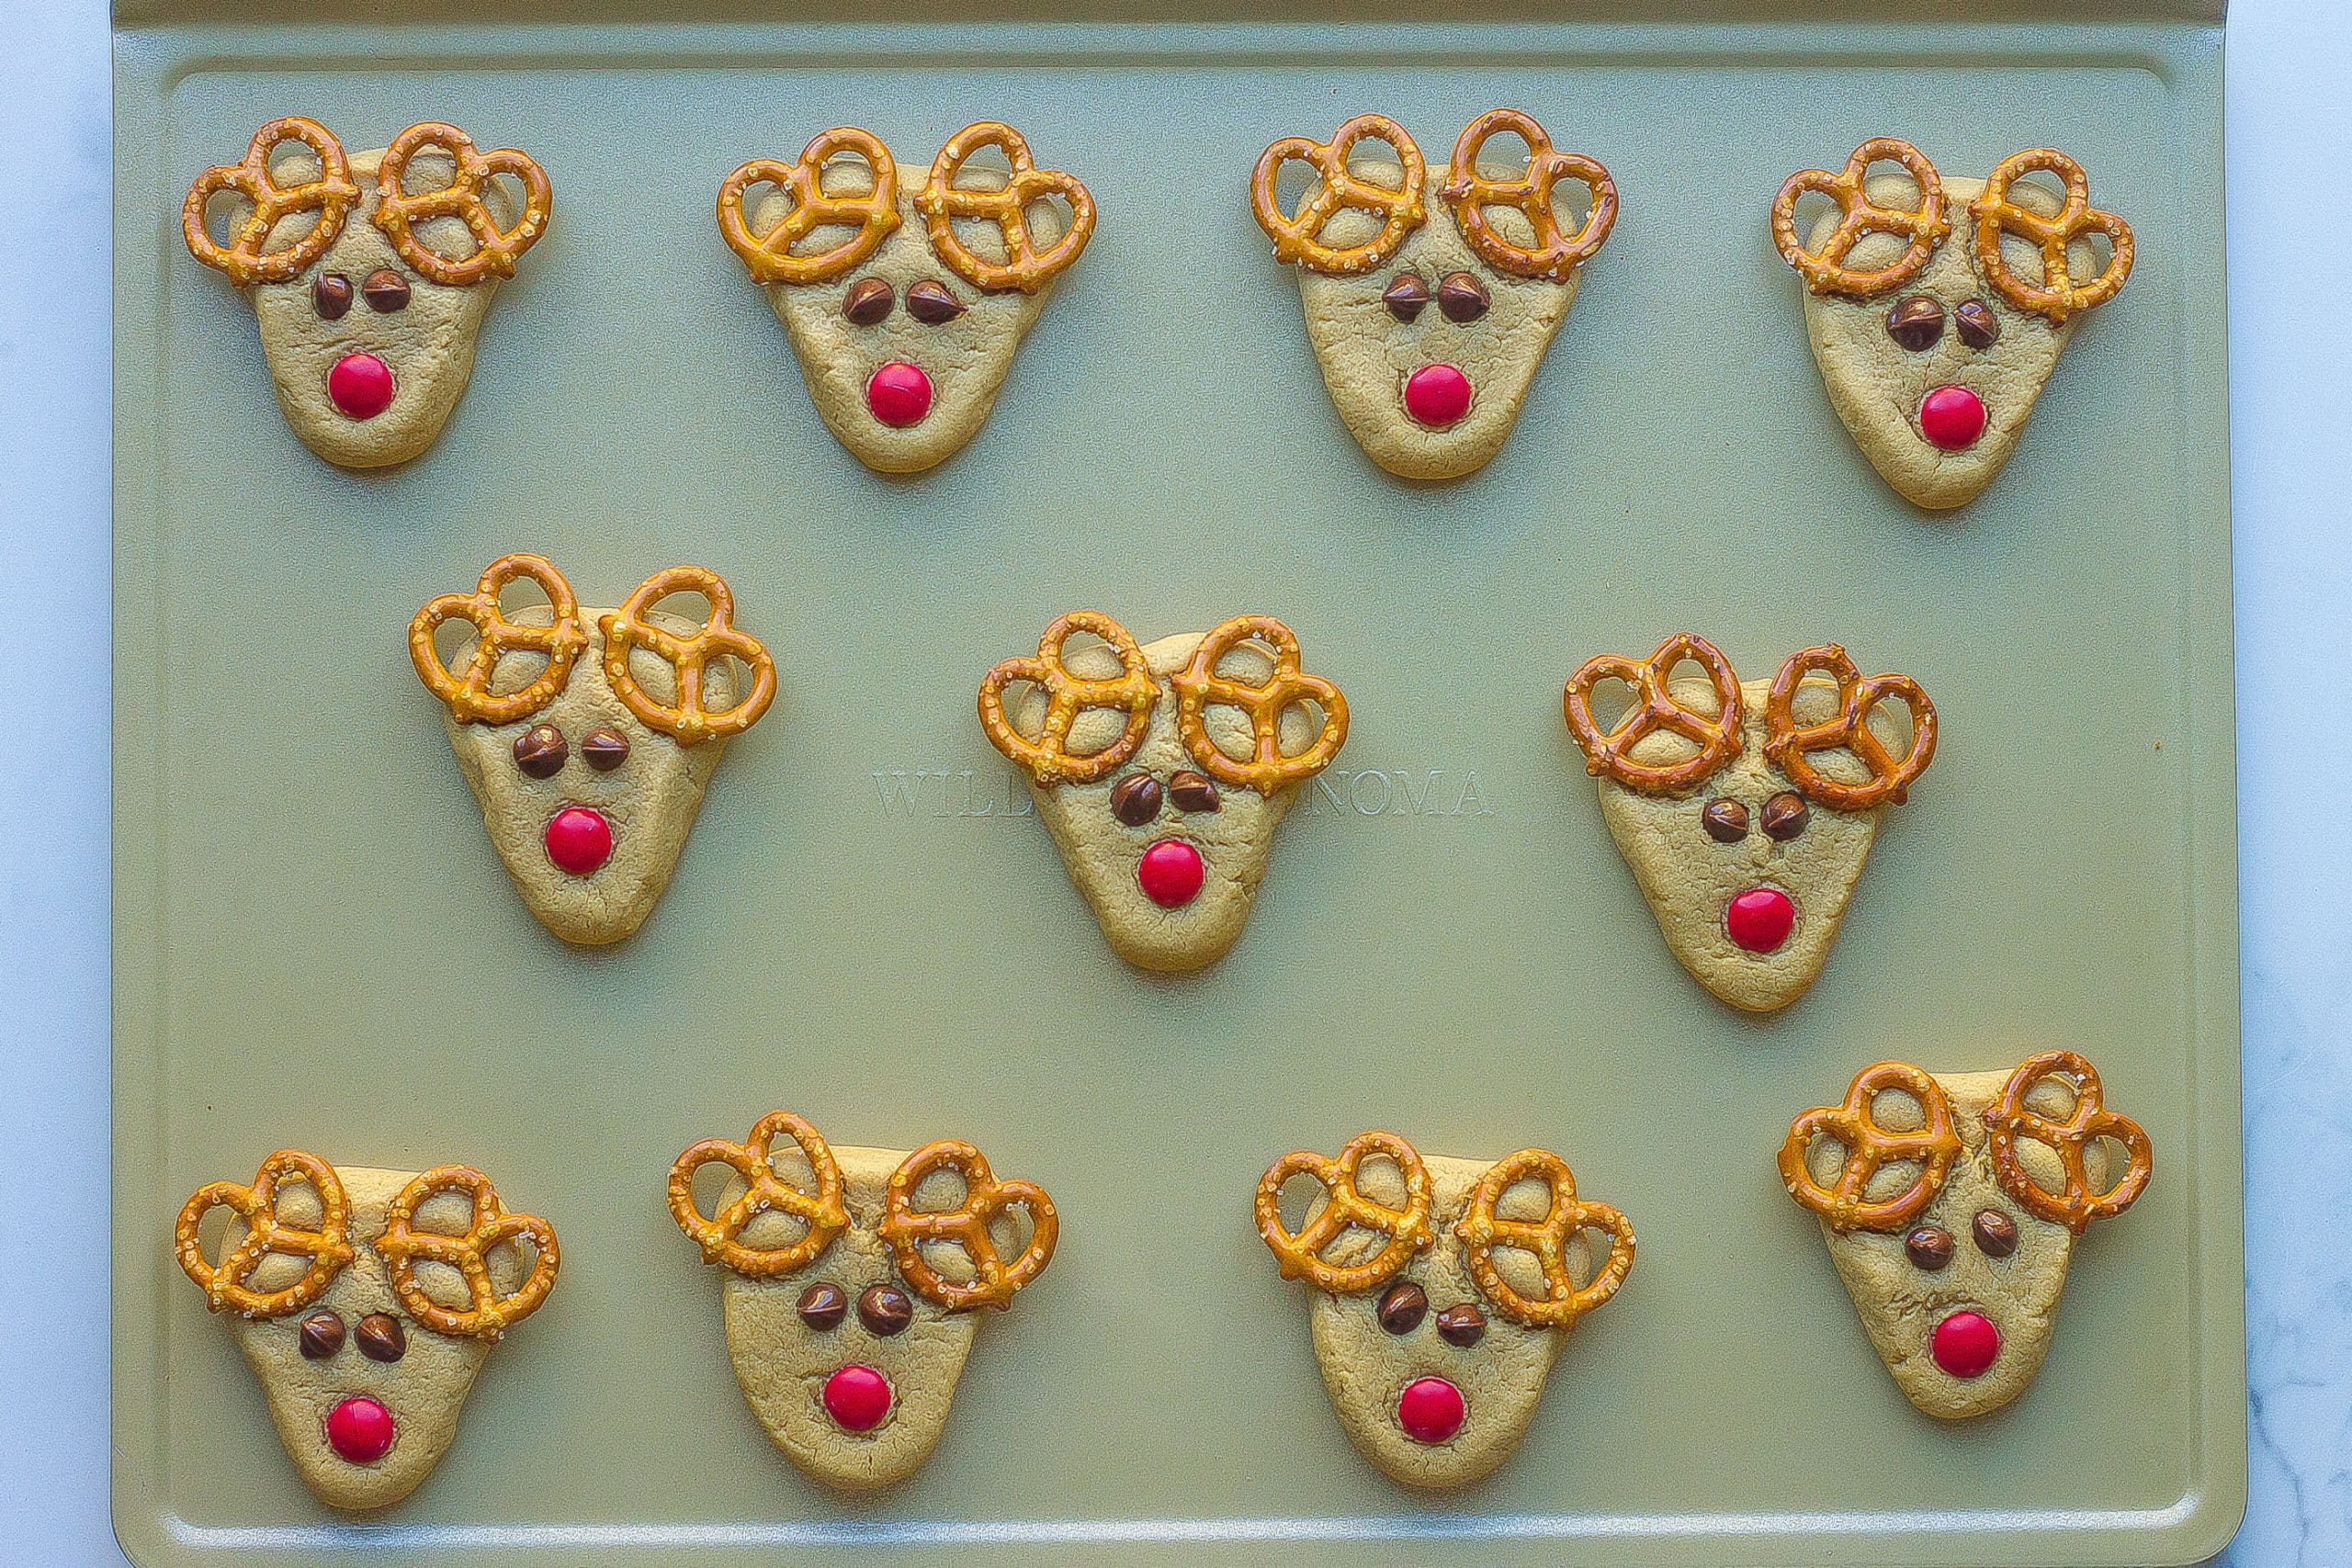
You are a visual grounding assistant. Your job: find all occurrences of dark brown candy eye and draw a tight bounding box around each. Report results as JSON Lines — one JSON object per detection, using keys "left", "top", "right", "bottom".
{"left": 1884, "top": 294, "right": 1945, "bottom": 351}
{"left": 905, "top": 279, "right": 967, "bottom": 324}
{"left": 1904, "top": 1224, "right": 1955, "bottom": 1270}
{"left": 356, "top": 1313, "right": 407, "bottom": 1363}
{"left": 1702, "top": 798, "right": 1748, "bottom": 843}
{"left": 858, "top": 1283, "right": 914, "bottom": 1337}
{"left": 1166, "top": 771, "right": 1220, "bottom": 814}
{"left": 1954, "top": 298, "right": 2001, "bottom": 350}
{"left": 842, "top": 276, "right": 894, "bottom": 324}
{"left": 1760, "top": 791, "right": 1810, "bottom": 841}
{"left": 1381, "top": 271, "right": 1430, "bottom": 321}
{"left": 299, "top": 1310, "right": 345, "bottom": 1359}
{"left": 1973, "top": 1208, "right": 2019, "bottom": 1258}
{"left": 581, "top": 727, "right": 629, "bottom": 772}
{"left": 1436, "top": 271, "right": 1489, "bottom": 323}
{"left": 514, "top": 724, "right": 567, "bottom": 778}
{"left": 1434, "top": 1302, "right": 1487, "bottom": 1348}
{"left": 797, "top": 1281, "right": 848, "bottom": 1330}
{"left": 1110, "top": 773, "right": 1162, "bottom": 827}
{"left": 311, "top": 272, "right": 353, "bottom": 320}
{"left": 1375, "top": 1280, "right": 1428, "bottom": 1335}
{"left": 360, "top": 267, "right": 411, "bottom": 312}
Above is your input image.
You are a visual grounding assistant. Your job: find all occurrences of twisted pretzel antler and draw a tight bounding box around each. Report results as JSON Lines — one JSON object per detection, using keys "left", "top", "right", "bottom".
{"left": 1455, "top": 1148, "right": 1635, "bottom": 1330}
{"left": 918, "top": 122, "right": 1095, "bottom": 294}
{"left": 600, "top": 566, "right": 778, "bottom": 746}
{"left": 1771, "top": 137, "right": 1950, "bottom": 299}
{"left": 1763, "top": 646, "right": 1937, "bottom": 812}
{"left": 1781, "top": 1061, "right": 1962, "bottom": 1234}
{"left": 183, "top": 117, "right": 360, "bottom": 288}
{"left": 372, "top": 122, "right": 551, "bottom": 288}
{"left": 1172, "top": 615, "right": 1349, "bottom": 795}
{"left": 374, "top": 1166, "right": 560, "bottom": 1342}
{"left": 1441, "top": 109, "right": 1618, "bottom": 284}
{"left": 1969, "top": 149, "right": 2133, "bottom": 323}
{"left": 1564, "top": 633, "right": 1745, "bottom": 795}
{"left": 1256, "top": 1131, "right": 1435, "bottom": 1295}
{"left": 175, "top": 1149, "right": 356, "bottom": 1319}
{"left": 1251, "top": 114, "right": 1428, "bottom": 276}
{"left": 667, "top": 1111, "right": 850, "bottom": 1279}
{"left": 879, "top": 1140, "right": 1058, "bottom": 1311}
{"left": 718, "top": 127, "right": 901, "bottom": 288}
{"left": 409, "top": 554, "right": 590, "bottom": 727}
{"left": 978, "top": 611, "right": 1160, "bottom": 787}
{"left": 1985, "top": 1051, "right": 2153, "bottom": 1233}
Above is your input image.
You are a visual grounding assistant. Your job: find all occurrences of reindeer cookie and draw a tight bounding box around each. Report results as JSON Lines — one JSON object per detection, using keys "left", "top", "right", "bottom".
{"left": 668, "top": 1112, "right": 1057, "bottom": 1489}
{"left": 718, "top": 122, "right": 1093, "bottom": 473}
{"left": 1781, "top": 1052, "right": 2152, "bottom": 1418}
{"left": 1251, "top": 111, "right": 1616, "bottom": 479}
{"left": 1256, "top": 1131, "right": 1634, "bottom": 1488}
{"left": 183, "top": 118, "right": 551, "bottom": 468}
{"left": 978, "top": 611, "right": 1349, "bottom": 971}
{"left": 409, "top": 555, "right": 777, "bottom": 945}
{"left": 1772, "top": 139, "right": 2133, "bottom": 509}
{"left": 174, "top": 1150, "right": 558, "bottom": 1510}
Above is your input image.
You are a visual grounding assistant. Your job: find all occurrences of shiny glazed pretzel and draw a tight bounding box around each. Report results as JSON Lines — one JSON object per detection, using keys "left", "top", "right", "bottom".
{"left": 1763, "top": 646, "right": 1937, "bottom": 812}
{"left": 1250, "top": 114, "right": 1429, "bottom": 276}
{"left": 1564, "top": 633, "right": 1746, "bottom": 795}
{"left": 667, "top": 1111, "right": 850, "bottom": 1279}
{"left": 1454, "top": 1148, "right": 1635, "bottom": 1330}
{"left": 1256, "top": 1131, "right": 1436, "bottom": 1295}
{"left": 918, "top": 121, "right": 1095, "bottom": 294}
{"left": 1771, "top": 137, "right": 1951, "bottom": 299}
{"left": 1985, "top": 1050, "right": 2153, "bottom": 1233}
{"left": 878, "top": 1139, "right": 1059, "bottom": 1312}
{"left": 371, "top": 121, "right": 552, "bottom": 288}
{"left": 1441, "top": 109, "right": 1618, "bottom": 284}
{"left": 599, "top": 566, "right": 778, "bottom": 746}
{"left": 978, "top": 611, "right": 1161, "bottom": 787}
{"left": 183, "top": 117, "right": 361, "bottom": 288}
{"left": 1781, "top": 1061, "right": 1962, "bottom": 1234}
{"left": 175, "top": 1149, "right": 356, "bottom": 1319}
{"left": 718, "top": 127, "right": 902, "bottom": 288}
{"left": 1969, "top": 149, "right": 2134, "bottom": 323}
{"left": 1171, "top": 615, "right": 1350, "bottom": 795}
{"left": 409, "top": 553, "right": 591, "bottom": 727}
{"left": 374, "top": 1165, "right": 560, "bottom": 1342}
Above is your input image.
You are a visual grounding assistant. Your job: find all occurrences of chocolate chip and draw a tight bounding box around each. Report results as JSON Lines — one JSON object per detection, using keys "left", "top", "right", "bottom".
{"left": 1436, "top": 271, "right": 1489, "bottom": 323}
{"left": 1110, "top": 773, "right": 1162, "bottom": 827}
{"left": 842, "top": 276, "right": 893, "bottom": 324}
{"left": 514, "top": 724, "right": 567, "bottom": 778}
{"left": 581, "top": 727, "right": 629, "bottom": 772}
{"left": 858, "top": 1283, "right": 913, "bottom": 1337}
{"left": 1760, "top": 791, "right": 1810, "bottom": 842}
{"left": 1375, "top": 1280, "right": 1428, "bottom": 1335}
{"left": 905, "top": 279, "right": 967, "bottom": 324}
{"left": 1954, "top": 298, "right": 2001, "bottom": 350}
{"left": 1905, "top": 1224, "right": 1955, "bottom": 1270}
{"left": 1166, "top": 771, "right": 1220, "bottom": 814}
{"left": 1382, "top": 271, "right": 1430, "bottom": 321}
{"left": 311, "top": 272, "right": 353, "bottom": 321}
{"left": 1702, "top": 798, "right": 1749, "bottom": 843}
{"left": 299, "top": 1311, "right": 345, "bottom": 1359}
{"left": 797, "top": 1281, "right": 848, "bottom": 1331}
{"left": 1973, "top": 1208, "right": 2019, "bottom": 1258}
{"left": 1884, "top": 294, "right": 1944, "bottom": 352}
{"left": 360, "top": 267, "right": 411, "bottom": 312}
{"left": 355, "top": 1313, "right": 407, "bottom": 1363}
{"left": 1434, "top": 1303, "right": 1487, "bottom": 1348}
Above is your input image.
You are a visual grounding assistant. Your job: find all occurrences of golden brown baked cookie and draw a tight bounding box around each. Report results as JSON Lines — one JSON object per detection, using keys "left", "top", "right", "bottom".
{"left": 1771, "top": 139, "right": 2132, "bottom": 509}
{"left": 667, "top": 1112, "right": 1057, "bottom": 1489}
{"left": 1564, "top": 634, "right": 1937, "bottom": 1012}
{"left": 409, "top": 555, "right": 777, "bottom": 946}
{"left": 174, "top": 1150, "right": 558, "bottom": 1510}
{"left": 1780, "top": 1052, "right": 2152, "bottom": 1418}
{"left": 183, "top": 118, "right": 551, "bottom": 468}
{"left": 1256, "top": 1131, "right": 1634, "bottom": 1488}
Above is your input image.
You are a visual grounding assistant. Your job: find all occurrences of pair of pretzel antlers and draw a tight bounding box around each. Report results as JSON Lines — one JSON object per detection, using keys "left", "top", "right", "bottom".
{"left": 185, "top": 118, "right": 551, "bottom": 289}
{"left": 1252, "top": 110, "right": 1617, "bottom": 282}
{"left": 668, "top": 1112, "right": 1057, "bottom": 1313}
{"left": 1772, "top": 138, "right": 2133, "bottom": 323}
{"left": 1565, "top": 633, "right": 1937, "bottom": 811}
{"left": 1257, "top": 1130, "right": 1634, "bottom": 1332}
{"left": 175, "top": 1151, "right": 559, "bottom": 1341}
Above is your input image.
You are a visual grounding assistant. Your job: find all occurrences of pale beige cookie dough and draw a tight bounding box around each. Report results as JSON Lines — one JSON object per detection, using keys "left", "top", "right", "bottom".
{"left": 1780, "top": 1053, "right": 2152, "bottom": 1419}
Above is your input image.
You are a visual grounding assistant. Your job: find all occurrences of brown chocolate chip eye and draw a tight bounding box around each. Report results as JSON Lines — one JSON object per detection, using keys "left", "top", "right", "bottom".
{"left": 513, "top": 724, "right": 567, "bottom": 779}
{"left": 298, "top": 1310, "right": 345, "bottom": 1359}
{"left": 1166, "top": 770, "right": 1220, "bottom": 814}
{"left": 1375, "top": 1280, "right": 1428, "bottom": 1335}
{"left": 1904, "top": 1224, "right": 1955, "bottom": 1271}
{"left": 311, "top": 272, "right": 353, "bottom": 321}
{"left": 1434, "top": 1302, "right": 1487, "bottom": 1348}
{"left": 905, "top": 279, "right": 968, "bottom": 324}
{"left": 1436, "top": 271, "right": 1490, "bottom": 323}
{"left": 1760, "top": 791, "right": 1810, "bottom": 842}
{"left": 356, "top": 1313, "right": 408, "bottom": 1363}
{"left": 1954, "top": 298, "right": 2001, "bottom": 350}
{"left": 858, "top": 1283, "right": 914, "bottom": 1337}
{"left": 1702, "top": 798, "right": 1749, "bottom": 843}
{"left": 1110, "top": 773, "right": 1162, "bottom": 827}
{"left": 797, "top": 1281, "right": 848, "bottom": 1331}
{"left": 360, "top": 267, "right": 411, "bottom": 312}
{"left": 581, "top": 727, "right": 629, "bottom": 772}
{"left": 1884, "top": 294, "right": 1945, "bottom": 351}
{"left": 842, "top": 276, "right": 894, "bottom": 325}
{"left": 1973, "top": 1208, "right": 2019, "bottom": 1258}
{"left": 1381, "top": 271, "right": 1430, "bottom": 321}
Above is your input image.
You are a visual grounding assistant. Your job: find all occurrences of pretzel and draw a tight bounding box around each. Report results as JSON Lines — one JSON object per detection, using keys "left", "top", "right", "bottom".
{"left": 1454, "top": 1148, "right": 1635, "bottom": 1330}
{"left": 1969, "top": 149, "right": 2133, "bottom": 323}
{"left": 1250, "top": 114, "right": 1428, "bottom": 276}
{"left": 718, "top": 127, "right": 901, "bottom": 288}
{"left": 878, "top": 1139, "right": 1058, "bottom": 1311}
{"left": 1763, "top": 645, "right": 1937, "bottom": 812}
{"left": 1771, "top": 137, "right": 1950, "bottom": 299}
{"left": 1564, "top": 633, "right": 1745, "bottom": 795}
{"left": 599, "top": 566, "right": 778, "bottom": 746}
{"left": 1171, "top": 615, "right": 1349, "bottom": 795}
{"left": 978, "top": 611, "right": 1160, "bottom": 787}
{"left": 183, "top": 117, "right": 360, "bottom": 288}
{"left": 917, "top": 122, "right": 1095, "bottom": 294}
{"left": 369, "top": 122, "right": 551, "bottom": 288}
{"left": 409, "top": 553, "right": 590, "bottom": 727}
{"left": 1985, "top": 1050, "right": 2153, "bottom": 1233}
{"left": 1781, "top": 1061, "right": 1962, "bottom": 1234}
{"left": 374, "top": 1166, "right": 559, "bottom": 1342}
{"left": 1255, "top": 1131, "right": 1434, "bottom": 1295}
{"left": 667, "top": 1111, "right": 849, "bottom": 1279}
{"left": 175, "top": 1149, "right": 356, "bottom": 1319}
{"left": 1441, "top": 109, "right": 1618, "bottom": 284}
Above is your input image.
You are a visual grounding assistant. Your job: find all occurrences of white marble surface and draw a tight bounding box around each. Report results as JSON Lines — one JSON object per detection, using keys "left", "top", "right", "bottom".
{"left": 3, "top": 1, "right": 2345, "bottom": 1562}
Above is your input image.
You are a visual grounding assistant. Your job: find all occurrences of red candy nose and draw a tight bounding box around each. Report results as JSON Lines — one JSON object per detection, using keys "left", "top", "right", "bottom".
{"left": 326, "top": 353, "right": 395, "bottom": 421}
{"left": 1136, "top": 839, "right": 1204, "bottom": 908}
{"left": 1918, "top": 384, "right": 1986, "bottom": 450}
{"left": 544, "top": 806, "right": 613, "bottom": 876}
{"left": 1930, "top": 1310, "right": 2002, "bottom": 1379}
{"left": 1724, "top": 886, "right": 1795, "bottom": 953}
{"left": 324, "top": 1395, "right": 396, "bottom": 1464}
{"left": 865, "top": 361, "right": 933, "bottom": 426}
{"left": 1396, "top": 1376, "right": 1465, "bottom": 1445}
{"left": 1403, "top": 363, "right": 1473, "bottom": 428}
{"left": 823, "top": 1364, "right": 893, "bottom": 1432}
